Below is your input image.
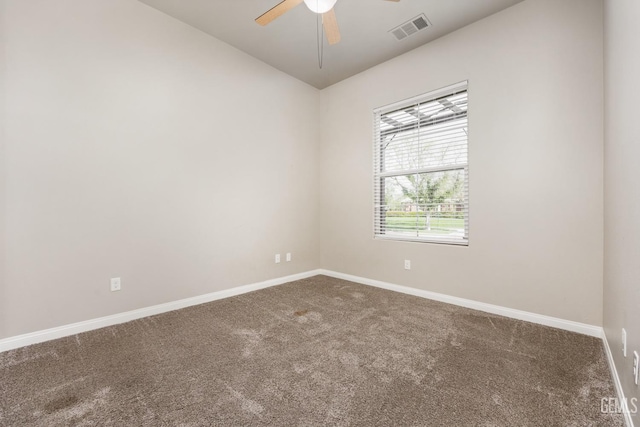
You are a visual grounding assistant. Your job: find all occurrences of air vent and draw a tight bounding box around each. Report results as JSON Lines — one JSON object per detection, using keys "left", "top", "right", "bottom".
{"left": 389, "top": 14, "right": 431, "bottom": 41}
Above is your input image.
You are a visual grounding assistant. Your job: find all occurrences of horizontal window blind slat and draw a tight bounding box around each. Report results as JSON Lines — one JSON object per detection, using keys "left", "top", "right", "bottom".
{"left": 377, "top": 164, "right": 467, "bottom": 178}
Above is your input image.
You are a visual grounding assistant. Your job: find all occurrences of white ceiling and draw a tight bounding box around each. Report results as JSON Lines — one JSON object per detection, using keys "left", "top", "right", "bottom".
{"left": 138, "top": 0, "right": 524, "bottom": 89}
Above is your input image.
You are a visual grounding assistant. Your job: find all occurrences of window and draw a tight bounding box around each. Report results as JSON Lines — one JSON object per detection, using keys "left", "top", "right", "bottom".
{"left": 373, "top": 81, "right": 468, "bottom": 245}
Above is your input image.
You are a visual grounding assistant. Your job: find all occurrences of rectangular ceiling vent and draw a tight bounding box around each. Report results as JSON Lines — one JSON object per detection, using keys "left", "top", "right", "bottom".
{"left": 389, "top": 14, "right": 431, "bottom": 41}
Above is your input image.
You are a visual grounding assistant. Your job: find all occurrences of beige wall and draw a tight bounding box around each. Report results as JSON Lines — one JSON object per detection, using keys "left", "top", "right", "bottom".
{"left": 0, "top": 1, "right": 6, "bottom": 337}
{"left": 319, "top": 0, "right": 604, "bottom": 325}
{"left": 0, "top": 0, "right": 320, "bottom": 338}
{"left": 604, "top": 0, "right": 640, "bottom": 406}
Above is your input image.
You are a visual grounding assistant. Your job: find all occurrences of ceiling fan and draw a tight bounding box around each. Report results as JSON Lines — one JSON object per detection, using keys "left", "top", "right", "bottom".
{"left": 255, "top": 0, "right": 401, "bottom": 46}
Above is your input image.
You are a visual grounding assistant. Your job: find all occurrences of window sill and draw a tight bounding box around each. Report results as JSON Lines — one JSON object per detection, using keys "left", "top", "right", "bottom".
{"left": 374, "top": 234, "right": 469, "bottom": 246}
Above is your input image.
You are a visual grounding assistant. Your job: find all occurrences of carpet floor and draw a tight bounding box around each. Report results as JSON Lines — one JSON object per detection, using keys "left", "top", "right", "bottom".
{"left": 0, "top": 275, "right": 623, "bottom": 426}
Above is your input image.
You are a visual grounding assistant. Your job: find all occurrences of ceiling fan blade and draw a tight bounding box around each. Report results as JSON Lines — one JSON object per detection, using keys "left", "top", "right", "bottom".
{"left": 255, "top": 0, "right": 304, "bottom": 26}
{"left": 322, "top": 9, "right": 341, "bottom": 45}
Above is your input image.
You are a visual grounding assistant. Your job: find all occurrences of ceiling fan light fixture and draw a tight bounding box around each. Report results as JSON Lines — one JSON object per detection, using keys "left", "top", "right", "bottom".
{"left": 303, "top": 0, "right": 337, "bottom": 14}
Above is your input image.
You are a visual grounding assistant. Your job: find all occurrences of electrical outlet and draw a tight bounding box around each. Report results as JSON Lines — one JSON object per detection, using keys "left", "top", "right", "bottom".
{"left": 286, "top": 253, "right": 291, "bottom": 262}
{"left": 275, "top": 254, "right": 281, "bottom": 264}
{"left": 622, "top": 328, "right": 627, "bottom": 357}
{"left": 634, "top": 351, "right": 639, "bottom": 385}
{"left": 404, "top": 260, "right": 411, "bottom": 270}
{"left": 110, "top": 277, "right": 121, "bottom": 292}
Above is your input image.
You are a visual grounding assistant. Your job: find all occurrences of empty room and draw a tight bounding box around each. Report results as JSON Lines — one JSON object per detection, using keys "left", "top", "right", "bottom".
{"left": 1, "top": 0, "right": 638, "bottom": 425}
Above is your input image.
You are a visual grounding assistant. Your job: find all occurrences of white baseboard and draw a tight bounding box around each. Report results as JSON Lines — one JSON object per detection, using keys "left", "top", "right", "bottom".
{"left": 602, "top": 331, "right": 636, "bottom": 427}
{"left": 0, "top": 269, "right": 323, "bottom": 353}
{"left": 318, "top": 269, "right": 603, "bottom": 338}
{"left": 0, "top": 268, "right": 602, "bottom": 353}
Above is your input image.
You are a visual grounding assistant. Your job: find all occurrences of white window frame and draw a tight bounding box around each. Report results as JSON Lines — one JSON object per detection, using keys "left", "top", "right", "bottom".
{"left": 373, "top": 81, "right": 469, "bottom": 245}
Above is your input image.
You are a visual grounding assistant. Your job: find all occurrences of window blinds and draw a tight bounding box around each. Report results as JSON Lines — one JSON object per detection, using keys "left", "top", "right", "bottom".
{"left": 373, "top": 81, "right": 469, "bottom": 245}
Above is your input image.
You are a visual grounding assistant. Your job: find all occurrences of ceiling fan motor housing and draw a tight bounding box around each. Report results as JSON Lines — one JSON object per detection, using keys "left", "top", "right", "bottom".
{"left": 303, "top": 0, "right": 338, "bottom": 14}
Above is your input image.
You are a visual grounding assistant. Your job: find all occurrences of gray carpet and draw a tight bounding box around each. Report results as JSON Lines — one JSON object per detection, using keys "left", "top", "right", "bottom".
{"left": 0, "top": 275, "right": 623, "bottom": 426}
